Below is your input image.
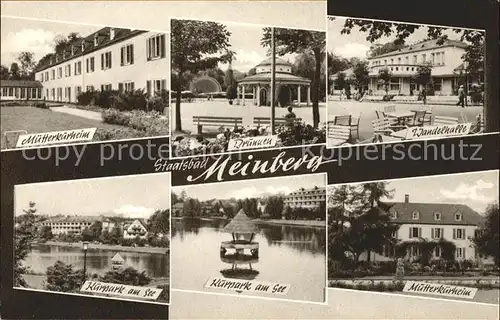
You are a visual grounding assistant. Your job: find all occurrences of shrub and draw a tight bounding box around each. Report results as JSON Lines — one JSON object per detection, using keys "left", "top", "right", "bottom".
{"left": 382, "top": 94, "right": 394, "bottom": 101}
{"left": 77, "top": 91, "right": 94, "bottom": 106}
{"left": 276, "top": 121, "right": 326, "bottom": 146}
{"left": 110, "top": 89, "right": 148, "bottom": 111}
{"left": 45, "top": 261, "right": 84, "bottom": 293}
{"left": 102, "top": 109, "right": 131, "bottom": 126}
{"left": 99, "top": 267, "right": 151, "bottom": 286}
{"left": 147, "top": 90, "right": 169, "bottom": 113}
{"left": 93, "top": 127, "right": 149, "bottom": 141}
{"left": 34, "top": 102, "right": 49, "bottom": 109}
{"left": 101, "top": 109, "right": 169, "bottom": 136}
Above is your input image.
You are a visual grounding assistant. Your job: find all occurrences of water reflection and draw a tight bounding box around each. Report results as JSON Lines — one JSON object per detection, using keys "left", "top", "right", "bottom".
{"left": 172, "top": 217, "right": 326, "bottom": 302}
{"left": 24, "top": 244, "right": 169, "bottom": 278}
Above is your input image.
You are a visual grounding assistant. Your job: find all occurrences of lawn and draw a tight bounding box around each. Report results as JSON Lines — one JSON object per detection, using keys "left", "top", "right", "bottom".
{"left": 1, "top": 106, "right": 127, "bottom": 149}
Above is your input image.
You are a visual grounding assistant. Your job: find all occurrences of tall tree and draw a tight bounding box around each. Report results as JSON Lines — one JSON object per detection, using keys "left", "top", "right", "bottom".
{"left": 350, "top": 60, "right": 370, "bottom": 94}
{"left": 261, "top": 28, "right": 325, "bottom": 127}
{"left": 0, "top": 64, "right": 10, "bottom": 80}
{"left": 10, "top": 62, "right": 21, "bottom": 80}
{"left": 473, "top": 203, "right": 499, "bottom": 266}
{"left": 333, "top": 72, "right": 349, "bottom": 93}
{"left": 369, "top": 41, "right": 406, "bottom": 58}
{"left": 414, "top": 62, "right": 433, "bottom": 92}
{"left": 378, "top": 67, "right": 392, "bottom": 94}
{"left": 17, "top": 52, "right": 37, "bottom": 80}
{"left": 14, "top": 202, "right": 38, "bottom": 287}
{"left": 171, "top": 19, "right": 234, "bottom": 132}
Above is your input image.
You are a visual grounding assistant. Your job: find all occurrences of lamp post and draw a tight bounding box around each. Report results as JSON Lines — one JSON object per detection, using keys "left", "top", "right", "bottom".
{"left": 82, "top": 241, "right": 89, "bottom": 283}
{"left": 270, "top": 27, "right": 276, "bottom": 135}
{"left": 463, "top": 61, "right": 469, "bottom": 107}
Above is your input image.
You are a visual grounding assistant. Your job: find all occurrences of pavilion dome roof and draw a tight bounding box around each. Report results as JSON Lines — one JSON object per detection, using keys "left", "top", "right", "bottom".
{"left": 222, "top": 209, "right": 259, "bottom": 234}
{"left": 256, "top": 57, "right": 292, "bottom": 67}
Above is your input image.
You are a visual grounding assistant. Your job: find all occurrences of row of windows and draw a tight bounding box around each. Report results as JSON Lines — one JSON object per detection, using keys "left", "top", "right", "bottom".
{"left": 383, "top": 244, "right": 467, "bottom": 259}
{"left": 371, "top": 51, "right": 446, "bottom": 67}
{"left": 285, "top": 201, "right": 324, "bottom": 206}
{"left": 40, "top": 34, "right": 166, "bottom": 82}
{"left": 408, "top": 227, "right": 468, "bottom": 240}
{"left": 44, "top": 222, "right": 92, "bottom": 226}
{"left": 44, "top": 79, "right": 167, "bottom": 100}
{"left": 0, "top": 87, "right": 42, "bottom": 99}
{"left": 284, "top": 195, "right": 326, "bottom": 201}
{"left": 391, "top": 210, "right": 463, "bottom": 221}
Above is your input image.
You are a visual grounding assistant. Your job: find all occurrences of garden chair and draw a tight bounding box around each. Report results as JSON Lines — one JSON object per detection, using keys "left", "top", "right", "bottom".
{"left": 3, "top": 130, "right": 27, "bottom": 149}
{"left": 432, "top": 116, "right": 459, "bottom": 126}
{"left": 369, "top": 118, "right": 407, "bottom": 142}
{"left": 333, "top": 115, "right": 352, "bottom": 126}
{"left": 471, "top": 112, "right": 485, "bottom": 133}
{"left": 349, "top": 114, "right": 361, "bottom": 140}
{"left": 407, "top": 110, "right": 429, "bottom": 127}
{"left": 328, "top": 125, "right": 351, "bottom": 147}
{"left": 384, "top": 105, "right": 396, "bottom": 113}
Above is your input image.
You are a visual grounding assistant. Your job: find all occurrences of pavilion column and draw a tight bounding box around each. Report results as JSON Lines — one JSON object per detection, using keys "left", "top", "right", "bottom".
{"left": 236, "top": 85, "right": 240, "bottom": 105}
{"left": 257, "top": 85, "right": 261, "bottom": 107}
{"left": 288, "top": 86, "right": 292, "bottom": 104}
{"left": 242, "top": 85, "right": 246, "bottom": 106}
{"left": 253, "top": 86, "right": 257, "bottom": 105}
{"left": 307, "top": 86, "right": 311, "bottom": 107}
{"left": 297, "top": 85, "right": 301, "bottom": 105}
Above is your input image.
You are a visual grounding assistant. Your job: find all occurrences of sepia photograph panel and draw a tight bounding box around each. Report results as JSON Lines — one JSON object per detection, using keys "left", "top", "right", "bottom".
{"left": 170, "top": 18, "right": 327, "bottom": 158}
{"left": 13, "top": 173, "right": 171, "bottom": 305}
{"left": 327, "top": 171, "right": 499, "bottom": 305}
{"left": 171, "top": 173, "right": 327, "bottom": 303}
{"left": 1, "top": 17, "right": 169, "bottom": 150}
{"left": 326, "top": 16, "right": 492, "bottom": 148}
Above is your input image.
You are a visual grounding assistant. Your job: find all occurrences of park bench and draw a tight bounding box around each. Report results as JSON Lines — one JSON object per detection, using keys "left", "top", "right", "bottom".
{"left": 192, "top": 116, "right": 243, "bottom": 134}
{"left": 432, "top": 116, "right": 459, "bottom": 126}
{"left": 328, "top": 125, "right": 350, "bottom": 147}
{"left": 253, "top": 117, "right": 302, "bottom": 128}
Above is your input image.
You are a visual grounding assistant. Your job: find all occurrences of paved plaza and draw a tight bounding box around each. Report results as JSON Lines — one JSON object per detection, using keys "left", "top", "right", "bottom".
{"left": 173, "top": 99, "right": 327, "bottom": 135}
{"left": 328, "top": 100, "right": 484, "bottom": 142}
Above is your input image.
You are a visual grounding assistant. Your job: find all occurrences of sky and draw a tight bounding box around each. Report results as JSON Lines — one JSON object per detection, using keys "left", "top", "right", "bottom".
{"left": 330, "top": 171, "right": 498, "bottom": 213}
{"left": 327, "top": 16, "right": 481, "bottom": 60}
{"left": 187, "top": 19, "right": 307, "bottom": 72}
{"left": 15, "top": 173, "right": 171, "bottom": 219}
{"left": 1, "top": 16, "right": 318, "bottom": 74}
{"left": 1, "top": 17, "right": 101, "bottom": 68}
{"left": 174, "top": 173, "right": 326, "bottom": 202}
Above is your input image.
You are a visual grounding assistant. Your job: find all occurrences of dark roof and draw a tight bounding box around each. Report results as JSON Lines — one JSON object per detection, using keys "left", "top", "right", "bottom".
{"left": 256, "top": 57, "right": 292, "bottom": 67}
{"left": 0, "top": 80, "right": 43, "bottom": 88}
{"left": 35, "top": 27, "right": 148, "bottom": 72}
{"left": 222, "top": 209, "right": 259, "bottom": 234}
{"left": 388, "top": 202, "right": 483, "bottom": 226}
{"left": 369, "top": 38, "right": 468, "bottom": 60}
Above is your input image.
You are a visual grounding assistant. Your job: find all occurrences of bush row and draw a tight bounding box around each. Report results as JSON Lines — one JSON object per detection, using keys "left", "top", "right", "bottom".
{"left": 77, "top": 89, "right": 169, "bottom": 113}
{"left": 101, "top": 109, "right": 169, "bottom": 136}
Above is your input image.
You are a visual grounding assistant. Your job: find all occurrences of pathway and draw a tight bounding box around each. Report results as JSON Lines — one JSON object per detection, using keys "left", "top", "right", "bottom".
{"left": 50, "top": 106, "right": 103, "bottom": 122}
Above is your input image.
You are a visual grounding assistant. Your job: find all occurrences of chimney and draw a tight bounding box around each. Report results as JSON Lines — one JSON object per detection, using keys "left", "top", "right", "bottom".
{"left": 109, "top": 28, "right": 116, "bottom": 40}
{"left": 55, "top": 55, "right": 59, "bottom": 63}
{"left": 94, "top": 34, "right": 99, "bottom": 47}
{"left": 71, "top": 45, "right": 76, "bottom": 56}
{"left": 81, "top": 41, "right": 86, "bottom": 52}
{"left": 404, "top": 194, "right": 410, "bottom": 203}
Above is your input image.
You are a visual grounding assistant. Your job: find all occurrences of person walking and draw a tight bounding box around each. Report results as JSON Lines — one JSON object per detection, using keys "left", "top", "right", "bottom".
{"left": 456, "top": 85, "right": 465, "bottom": 108}
{"left": 421, "top": 87, "right": 427, "bottom": 105}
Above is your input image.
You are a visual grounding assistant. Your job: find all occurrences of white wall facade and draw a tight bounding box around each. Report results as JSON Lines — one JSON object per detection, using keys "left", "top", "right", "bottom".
{"left": 35, "top": 31, "right": 168, "bottom": 104}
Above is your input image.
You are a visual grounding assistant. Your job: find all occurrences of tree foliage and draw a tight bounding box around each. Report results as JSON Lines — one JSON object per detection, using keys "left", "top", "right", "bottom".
{"left": 414, "top": 62, "right": 433, "bottom": 88}
{"left": 377, "top": 68, "right": 392, "bottom": 93}
{"left": 14, "top": 202, "right": 38, "bottom": 287}
{"left": 473, "top": 203, "right": 500, "bottom": 266}
{"left": 171, "top": 19, "right": 234, "bottom": 131}
{"left": 261, "top": 28, "right": 325, "bottom": 127}
{"left": 99, "top": 267, "right": 151, "bottom": 286}
{"left": 45, "top": 261, "right": 84, "bottom": 292}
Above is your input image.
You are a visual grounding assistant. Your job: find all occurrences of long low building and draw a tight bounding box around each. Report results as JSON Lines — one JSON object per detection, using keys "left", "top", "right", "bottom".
{"left": 0, "top": 79, "right": 43, "bottom": 101}
{"left": 35, "top": 26, "right": 168, "bottom": 103}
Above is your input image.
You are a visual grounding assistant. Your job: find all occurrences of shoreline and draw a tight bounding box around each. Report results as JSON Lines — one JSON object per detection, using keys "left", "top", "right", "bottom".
{"left": 173, "top": 216, "right": 326, "bottom": 227}
{"left": 38, "top": 241, "right": 168, "bottom": 254}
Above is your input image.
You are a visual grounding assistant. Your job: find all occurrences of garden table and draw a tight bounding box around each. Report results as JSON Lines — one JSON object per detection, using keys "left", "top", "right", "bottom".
{"left": 385, "top": 111, "right": 415, "bottom": 125}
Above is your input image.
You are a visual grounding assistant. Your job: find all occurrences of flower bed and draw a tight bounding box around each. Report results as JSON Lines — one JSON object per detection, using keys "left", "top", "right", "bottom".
{"left": 329, "top": 279, "right": 500, "bottom": 292}
{"left": 172, "top": 121, "right": 326, "bottom": 157}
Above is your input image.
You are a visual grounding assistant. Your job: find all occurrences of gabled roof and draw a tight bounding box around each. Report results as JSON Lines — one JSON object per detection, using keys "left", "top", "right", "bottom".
{"left": 369, "top": 38, "right": 468, "bottom": 60}
{"left": 0, "top": 80, "right": 43, "bottom": 88}
{"left": 388, "top": 202, "right": 483, "bottom": 226}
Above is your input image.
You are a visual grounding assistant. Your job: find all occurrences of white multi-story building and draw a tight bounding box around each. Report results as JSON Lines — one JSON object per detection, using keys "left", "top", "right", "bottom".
{"left": 361, "top": 194, "right": 484, "bottom": 262}
{"left": 35, "top": 27, "right": 168, "bottom": 103}
{"left": 366, "top": 38, "right": 470, "bottom": 96}
{"left": 39, "top": 216, "right": 97, "bottom": 235}
{"left": 284, "top": 186, "right": 326, "bottom": 209}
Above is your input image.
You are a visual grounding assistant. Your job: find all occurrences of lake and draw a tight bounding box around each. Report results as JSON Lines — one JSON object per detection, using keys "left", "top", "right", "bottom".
{"left": 24, "top": 243, "right": 169, "bottom": 278}
{"left": 171, "top": 218, "right": 327, "bottom": 303}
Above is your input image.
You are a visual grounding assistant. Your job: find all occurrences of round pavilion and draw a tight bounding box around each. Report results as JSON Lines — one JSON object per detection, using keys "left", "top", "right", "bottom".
{"left": 236, "top": 58, "right": 312, "bottom": 107}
